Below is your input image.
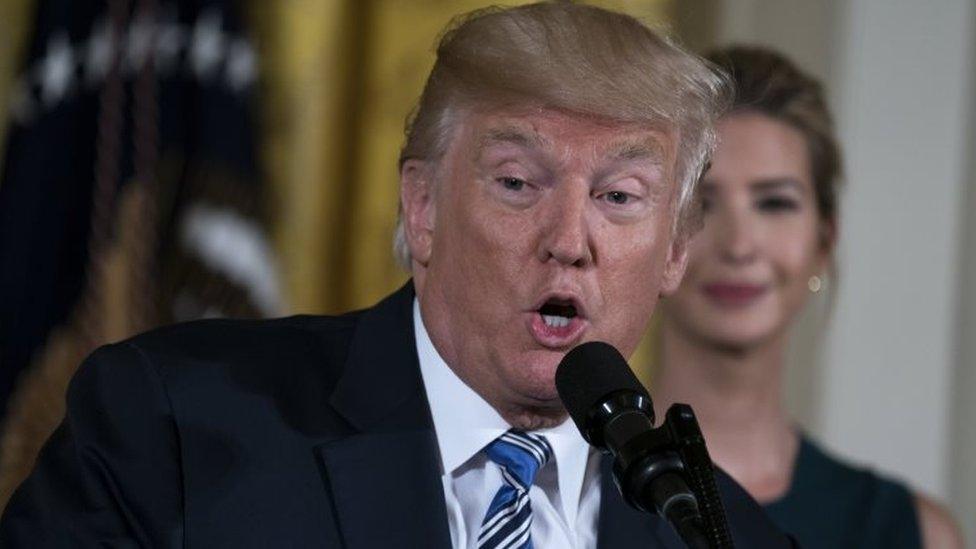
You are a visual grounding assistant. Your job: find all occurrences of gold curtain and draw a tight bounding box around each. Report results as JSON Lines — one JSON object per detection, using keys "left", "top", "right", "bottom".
{"left": 0, "top": 0, "right": 34, "bottom": 180}
{"left": 254, "top": 0, "right": 674, "bottom": 381}
{"left": 0, "top": 0, "right": 674, "bottom": 509}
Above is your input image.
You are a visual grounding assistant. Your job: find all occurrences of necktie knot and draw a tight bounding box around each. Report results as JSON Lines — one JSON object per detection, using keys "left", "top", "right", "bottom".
{"left": 479, "top": 430, "right": 553, "bottom": 548}
{"left": 485, "top": 430, "right": 553, "bottom": 490}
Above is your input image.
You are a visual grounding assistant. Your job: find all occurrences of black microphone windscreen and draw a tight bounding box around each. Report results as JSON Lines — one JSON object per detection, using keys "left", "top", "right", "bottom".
{"left": 555, "top": 341, "right": 649, "bottom": 426}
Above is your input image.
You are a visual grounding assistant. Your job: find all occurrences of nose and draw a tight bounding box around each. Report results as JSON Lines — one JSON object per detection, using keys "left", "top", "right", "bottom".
{"left": 715, "top": 205, "right": 757, "bottom": 265}
{"left": 538, "top": 185, "right": 594, "bottom": 268}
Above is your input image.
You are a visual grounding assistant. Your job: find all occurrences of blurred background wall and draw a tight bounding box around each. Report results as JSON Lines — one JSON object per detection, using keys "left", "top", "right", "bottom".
{"left": 0, "top": 0, "right": 973, "bottom": 536}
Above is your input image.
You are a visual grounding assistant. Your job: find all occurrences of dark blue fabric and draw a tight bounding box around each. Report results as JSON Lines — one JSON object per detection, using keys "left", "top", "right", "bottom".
{"left": 0, "top": 283, "right": 796, "bottom": 548}
{"left": 764, "top": 435, "right": 922, "bottom": 548}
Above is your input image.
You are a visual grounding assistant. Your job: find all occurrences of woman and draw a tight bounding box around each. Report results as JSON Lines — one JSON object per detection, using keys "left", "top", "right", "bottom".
{"left": 655, "top": 46, "right": 962, "bottom": 548}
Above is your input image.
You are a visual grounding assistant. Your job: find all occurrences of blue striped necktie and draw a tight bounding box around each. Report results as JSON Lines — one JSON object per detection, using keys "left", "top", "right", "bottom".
{"left": 478, "top": 429, "right": 553, "bottom": 549}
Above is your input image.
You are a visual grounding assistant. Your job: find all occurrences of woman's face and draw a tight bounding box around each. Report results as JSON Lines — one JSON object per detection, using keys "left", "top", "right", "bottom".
{"left": 664, "top": 111, "right": 831, "bottom": 350}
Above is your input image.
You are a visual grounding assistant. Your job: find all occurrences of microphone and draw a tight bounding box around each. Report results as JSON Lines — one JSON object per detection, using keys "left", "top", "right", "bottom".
{"left": 555, "top": 341, "right": 731, "bottom": 549}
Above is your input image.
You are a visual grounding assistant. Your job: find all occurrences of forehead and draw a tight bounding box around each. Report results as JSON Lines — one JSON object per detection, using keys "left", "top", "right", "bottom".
{"left": 451, "top": 107, "right": 675, "bottom": 166}
{"left": 709, "top": 112, "right": 811, "bottom": 182}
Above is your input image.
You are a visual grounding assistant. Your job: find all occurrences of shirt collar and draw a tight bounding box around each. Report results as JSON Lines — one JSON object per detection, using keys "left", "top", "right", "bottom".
{"left": 413, "top": 298, "right": 593, "bottom": 526}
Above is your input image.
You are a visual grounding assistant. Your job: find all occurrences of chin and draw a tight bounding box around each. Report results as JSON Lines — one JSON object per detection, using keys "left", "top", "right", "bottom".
{"left": 496, "top": 355, "right": 570, "bottom": 430}
{"left": 509, "top": 353, "right": 563, "bottom": 402}
{"left": 507, "top": 408, "right": 568, "bottom": 431}
{"left": 699, "top": 320, "right": 781, "bottom": 351}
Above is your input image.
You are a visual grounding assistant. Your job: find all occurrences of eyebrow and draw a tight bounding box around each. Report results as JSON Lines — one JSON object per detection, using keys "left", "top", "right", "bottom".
{"left": 698, "top": 177, "right": 804, "bottom": 194}
{"left": 606, "top": 139, "right": 665, "bottom": 164}
{"left": 750, "top": 177, "right": 804, "bottom": 193}
{"left": 477, "top": 128, "right": 550, "bottom": 154}
{"left": 477, "top": 128, "right": 665, "bottom": 166}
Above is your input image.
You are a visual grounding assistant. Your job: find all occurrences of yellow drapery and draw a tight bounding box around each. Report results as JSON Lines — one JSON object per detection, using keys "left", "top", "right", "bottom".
{"left": 0, "top": 0, "right": 34, "bottom": 181}
{"left": 0, "top": 0, "right": 676, "bottom": 509}
{"left": 254, "top": 0, "right": 674, "bottom": 381}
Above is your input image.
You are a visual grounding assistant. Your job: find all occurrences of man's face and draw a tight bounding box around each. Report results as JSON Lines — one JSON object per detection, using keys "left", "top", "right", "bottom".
{"left": 403, "top": 106, "right": 687, "bottom": 422}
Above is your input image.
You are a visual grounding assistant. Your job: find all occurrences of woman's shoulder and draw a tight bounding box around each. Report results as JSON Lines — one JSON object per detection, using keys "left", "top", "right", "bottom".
{"left": 764, "top": 434, "right": 923, "bottom": 548}
{"left": 796, "top": 435, "right": 912, "bottom": 501}
{"left": 915, "top": 491, "right": 965, "bottom": 548}
{"left": 797, "top": 435, "right": 963, "bottom": 547}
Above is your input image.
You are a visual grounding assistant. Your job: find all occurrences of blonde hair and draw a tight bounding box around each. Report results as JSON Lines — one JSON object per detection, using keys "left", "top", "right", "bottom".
{"left": 706, "top": 46, "right": 842, "bottom": 224}
{"left": 394, "top": 2, "right": 731, "bottom": 268}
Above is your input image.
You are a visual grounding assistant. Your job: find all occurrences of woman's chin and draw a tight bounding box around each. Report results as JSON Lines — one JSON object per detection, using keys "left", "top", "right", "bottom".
{"left": 695, "top": 319, "right": 784, "bottom": 353}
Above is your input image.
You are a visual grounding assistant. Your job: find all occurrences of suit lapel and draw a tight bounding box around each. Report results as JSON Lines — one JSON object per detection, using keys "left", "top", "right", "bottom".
{"left": 317, "top": 430, "right": 451, "bottom": 549}
{"left": 329, "top": 282, "right": 432, "bottom": 431}
{"left": 596, "top": 454, "right": 679, "bottom": 549}
{"left": 319, "top": 283, "right": 452, "bottom": 549}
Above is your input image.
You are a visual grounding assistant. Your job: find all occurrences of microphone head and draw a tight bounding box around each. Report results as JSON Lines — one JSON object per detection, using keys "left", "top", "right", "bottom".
{"left": 555, "top": 341, "right": 652, "bottom": 440}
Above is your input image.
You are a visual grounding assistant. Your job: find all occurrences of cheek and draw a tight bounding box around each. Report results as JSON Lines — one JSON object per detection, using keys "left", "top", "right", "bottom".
{"left": 763, "top": 219, "right": 822, "bottom": 284}
{"left": 433, "top": 186, "right": 535, "bottom": 304}
{"left": 684, "top": 234, "right": 711, "bottom": 274}
{"left": 668, "top": 231, "right": 710, "bottom": 294}
{"left": 602, "top": 218, "right": 667, "bottom": 285}
{"left": 457, "top": 196, "right": 538, "bottom": 269}
{"left": 758, "top": 220, "right": 824, "bottom": 331}
{"left": 596, "top": 225, "right": 670, "bottom": 344}
{"left": 437, "top": 183, "right": 490, "bottom": 258}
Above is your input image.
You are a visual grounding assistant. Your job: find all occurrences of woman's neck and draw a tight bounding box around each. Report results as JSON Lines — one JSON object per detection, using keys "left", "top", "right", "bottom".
{"left": 653, "top": 320, "right": 799, "bottom": 503}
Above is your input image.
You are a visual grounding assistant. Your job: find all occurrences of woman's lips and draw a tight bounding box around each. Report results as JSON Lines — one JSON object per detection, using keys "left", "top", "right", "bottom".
{"left": 526, "top": 313, "right": 588, "bottom": 349}
{"left": 701, "top": 283, "right": 769, "bottom": 307}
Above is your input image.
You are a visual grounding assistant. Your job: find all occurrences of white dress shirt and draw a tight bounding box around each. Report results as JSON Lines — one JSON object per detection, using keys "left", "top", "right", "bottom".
{"left": 414, "top": 300, "right": 602, "bottom": 549}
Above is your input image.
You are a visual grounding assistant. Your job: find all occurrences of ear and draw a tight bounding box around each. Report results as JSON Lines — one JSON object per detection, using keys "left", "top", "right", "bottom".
{"left": 400, "top": 159, "right": 437, "bottom": 267}
{"left": 659, "top": 235, "right": 690, "bottom": 297}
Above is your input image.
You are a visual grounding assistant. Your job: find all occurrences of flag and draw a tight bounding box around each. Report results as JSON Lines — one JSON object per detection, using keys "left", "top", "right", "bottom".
{"left": 0, "top": 0, "right": 281, "bottom": 506}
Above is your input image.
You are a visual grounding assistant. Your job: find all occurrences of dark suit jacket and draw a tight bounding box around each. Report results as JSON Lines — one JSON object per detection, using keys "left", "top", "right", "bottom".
{"left": 1, "top": 283, "right": 793, "bottom": 548}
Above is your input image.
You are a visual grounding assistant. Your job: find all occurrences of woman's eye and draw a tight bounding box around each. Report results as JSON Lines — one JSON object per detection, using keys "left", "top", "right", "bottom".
{"left": 756, "top": 196, "right": 799, "bottom": 212}
{"left": 498, "top": 177, "right": 526, "bottom": 191}
{"left": 700, "top": 196, "right": 713, "bottom": 213}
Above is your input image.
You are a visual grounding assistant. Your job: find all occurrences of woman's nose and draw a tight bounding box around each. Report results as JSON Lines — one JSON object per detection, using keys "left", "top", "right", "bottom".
{"left": 714, "top": 207, "right": 757, "bottom": 265}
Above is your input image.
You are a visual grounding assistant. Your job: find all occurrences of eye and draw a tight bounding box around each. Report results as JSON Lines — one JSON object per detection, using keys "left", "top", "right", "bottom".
{"left": 756, "top": 195, "right": 799, "bottom": 212}
{"left": 490, "top": 175, "right": 540, "bottom": 208}
{"left": 497, "top": 177, "right": 526, "bottom": 191}
{"left": 700, "top": 195, "right": 713, "bottom": 213}
{"left": 604, "top": 191, "right": 630, "bottom": 205}
{"left": 593, "top": 180, "right": 646, "bottom": 217}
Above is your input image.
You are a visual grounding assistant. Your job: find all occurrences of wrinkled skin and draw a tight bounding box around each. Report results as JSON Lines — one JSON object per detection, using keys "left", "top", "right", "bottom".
{"left": 402, "top": 106, "right": 688, "bottom": 429}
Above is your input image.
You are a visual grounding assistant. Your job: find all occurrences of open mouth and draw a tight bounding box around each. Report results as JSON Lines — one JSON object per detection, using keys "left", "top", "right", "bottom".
{"left": 538, "top": 299, "right": 578, "bottom": 328}
{"left": 526, "top": 294, "right": 587, "bottom": 348}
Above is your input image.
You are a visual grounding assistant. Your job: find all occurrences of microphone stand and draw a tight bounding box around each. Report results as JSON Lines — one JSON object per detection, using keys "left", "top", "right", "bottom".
{"left": 663, "top": 404, "right": 734, "bottom": 549}
{"left": 600, "top": 395, "right": 733, "bottom": 548}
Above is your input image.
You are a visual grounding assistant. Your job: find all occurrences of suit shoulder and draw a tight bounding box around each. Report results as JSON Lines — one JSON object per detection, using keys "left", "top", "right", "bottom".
{"left": 114, "top": 312, "right": 364, "bottom": 391}
{"left": 127, "top": 313, "right": 358, "bottom": 359}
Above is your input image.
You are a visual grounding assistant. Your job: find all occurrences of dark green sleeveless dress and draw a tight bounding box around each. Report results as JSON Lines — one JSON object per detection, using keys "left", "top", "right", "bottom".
{"left": 763, "top": 436, "right": 922, "bottom": 548}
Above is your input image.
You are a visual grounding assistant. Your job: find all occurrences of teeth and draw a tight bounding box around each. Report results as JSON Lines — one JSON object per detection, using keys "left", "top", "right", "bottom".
{"left": 542, "top": 315, "right": 571, "bottom": 328}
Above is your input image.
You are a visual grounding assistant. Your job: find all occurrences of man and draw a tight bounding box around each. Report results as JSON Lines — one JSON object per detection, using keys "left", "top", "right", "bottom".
{"left": 1, "top": 3, "right": 792, "bottom": 548}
